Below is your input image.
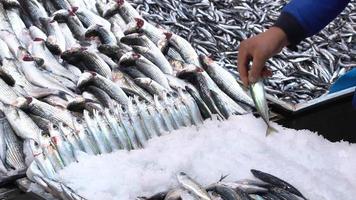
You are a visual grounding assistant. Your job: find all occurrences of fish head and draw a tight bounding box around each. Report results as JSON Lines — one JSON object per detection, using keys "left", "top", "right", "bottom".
{"left": 199, "top": 55, "right": 214, "bottom": 70}
{"left": 120, "top": 33, "right": 143, "bottom": 45}
{"left": 118, "top": 52, "right": 138, "bottom": 67}
{"left": 12, "top": 96, "right": 31, "bottom": 109}
{"left": 0, "top": 68, "right": 15, "bottom": 86}
{"left": 134, "top": 77, "right": 152, "bottom": 86}
{"left": 58, "top": 122, "right": 73, "bottom": 137}
{"left": 164, "top": 32, "right": 173, "bottom": 41}
{"left": 28, "top": 139, "right": 42, "bottom": 157}
{"left": 2, "top": 0, "right": 20, "bottom": 9}
{"left": 131, "top": 45, "right": 149, "bottom": 54}
{"left": 77, "top": 71, "right": 95, "bottom": 88}
{"left": 52, "top": 9, "right": 70, "bottom": 22}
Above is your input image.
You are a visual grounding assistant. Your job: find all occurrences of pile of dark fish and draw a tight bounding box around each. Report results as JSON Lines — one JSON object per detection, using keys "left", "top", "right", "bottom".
{"left": 130, "top": 0, "right": 356, "bottom": 104}
{"left": 0, "top": 0, "right": 261, "bottom": 199}
{"left": 139, "top": 170, "right": 307, "bottom": 200}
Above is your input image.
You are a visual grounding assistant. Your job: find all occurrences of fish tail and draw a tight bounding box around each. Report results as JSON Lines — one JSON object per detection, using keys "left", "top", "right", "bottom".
{"left": 266, "top": 125, "right": 278, "bottom": 136}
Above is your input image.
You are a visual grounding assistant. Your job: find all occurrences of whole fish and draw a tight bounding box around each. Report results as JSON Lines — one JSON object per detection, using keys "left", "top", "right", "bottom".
{"left": 249, "top": 81, "right": 277, "bottom": 136}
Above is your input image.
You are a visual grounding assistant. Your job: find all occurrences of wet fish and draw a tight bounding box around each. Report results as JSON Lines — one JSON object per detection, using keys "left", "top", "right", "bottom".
{"left": 251, "top": 169, "right": 306, "bottom": 200}
{"left": 177, "top": 172, "right": 211, "bottom": 200}
{"left": 77, "top": 72, "right": 130, "bottom": 105}
{"left": 249, "top": 81, "right": 277, "bottom": 136}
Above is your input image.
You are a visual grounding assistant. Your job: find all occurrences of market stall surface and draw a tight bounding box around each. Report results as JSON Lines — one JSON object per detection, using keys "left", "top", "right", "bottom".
{"left": 55, "top": 115, "right": 356, "bottom": 200}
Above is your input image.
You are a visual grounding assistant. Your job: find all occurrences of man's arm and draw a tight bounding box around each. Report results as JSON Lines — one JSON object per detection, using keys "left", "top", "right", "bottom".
{"left": 238, "top": 0, "right": 351, "bottom": 86}
{"left": 275, "top": 0, "right": 350, "bottom": 46}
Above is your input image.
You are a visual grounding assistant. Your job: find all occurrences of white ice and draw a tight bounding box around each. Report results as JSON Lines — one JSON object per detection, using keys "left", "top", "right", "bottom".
{"left": 58, "top": 114, "right": 356, "bottom": 200}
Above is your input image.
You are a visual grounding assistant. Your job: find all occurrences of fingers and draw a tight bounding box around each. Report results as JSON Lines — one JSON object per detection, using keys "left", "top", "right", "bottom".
{"left": 248, "top": 55, "right": 267, "bottom": 84}
{"left": 237, "top": 42, "right": 251, "bottom": 87}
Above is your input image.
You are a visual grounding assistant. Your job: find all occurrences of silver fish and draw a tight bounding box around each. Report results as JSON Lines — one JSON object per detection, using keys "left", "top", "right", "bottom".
{"left": 177, "top": 172, "right": 212, "bottom": 200}
{"left": 250, "top": 81, "right": 277, "bottom": 136}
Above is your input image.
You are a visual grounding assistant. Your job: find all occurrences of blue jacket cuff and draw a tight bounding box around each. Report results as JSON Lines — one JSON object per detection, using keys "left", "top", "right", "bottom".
{"left": 273, "top": 12, "right": 307, "bottom": 50}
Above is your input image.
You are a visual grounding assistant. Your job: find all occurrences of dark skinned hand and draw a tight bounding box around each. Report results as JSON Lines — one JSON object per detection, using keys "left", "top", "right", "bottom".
{"left": 237, "top": 27, "right": 289, "bottom": 87}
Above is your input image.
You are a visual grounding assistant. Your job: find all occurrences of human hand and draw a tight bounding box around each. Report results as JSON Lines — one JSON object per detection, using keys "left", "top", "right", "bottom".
{"left": 237, "top": 27, "right": 289, "bottom": 86}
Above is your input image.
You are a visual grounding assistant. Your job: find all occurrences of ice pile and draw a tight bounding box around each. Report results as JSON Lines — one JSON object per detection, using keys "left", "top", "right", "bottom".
{"left": 57, "top": 115, "right": 356, "bottom": 200}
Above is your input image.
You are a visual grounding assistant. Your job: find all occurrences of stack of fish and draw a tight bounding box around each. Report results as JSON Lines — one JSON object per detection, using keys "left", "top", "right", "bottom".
{"left": 130, "top": 0, "right": 356, "bottom": 104}
{"left": 139, "top": 169, "right": 307, "bottom": 200}
{"left": 0, "top": 0, "right": 258, "bottom": 198}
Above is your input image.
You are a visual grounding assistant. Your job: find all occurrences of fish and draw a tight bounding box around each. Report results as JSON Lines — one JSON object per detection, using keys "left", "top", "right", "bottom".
{"left": 40, "top": 17, "right": 67, "bottom": 54}
{"left": 103, "top": 0, "right": 140, "bottom": 22}
{"left": 85, "top": 24, "right": 117, "bottom": 45}
{"left": 176, "top": 172, "right": 212, "bottom": 200}
{"left": 124, "top": 18, "right": 167, "bottom": 47}
{"left": 166, "top": 32, "right": 200, "bottom": 67}
{"left": 249, "top": 81, "right": 277, "bottom": 136}
{"left": 206, "top": 184, "right": 251, "bottom": 200}
{"left": 164, "top": 188, "right": 184, "bottom": 200}
{"left": 250, "top": 169, "right": 307, "bottom": 200}
{"left": 1, "top": 116, "right": 26, "bottom": 171}
{"left": 0, "top": 103, "right": 42, "bottom": 144}
{"left": 30, "top": 38, "right": 78, "bottom": 82}
{"left": 119, "top": 52, "right": 170, "bottom": 89}
{"left": 18, "top": 96, "right": 76, "bottom": 130}
{"left": 51, "top": 8, "right": 87, "bottom": 41}
{"left": 77, "top": 72, "right": 130, "bottom": 105}
{"left": 74, "top": 7, "right": 111, "bottom": 29}
{"left": 61, "top": 47, "right": 112, "bottom": 79}
{"left": 200, "top": 55, "right": 254, "bottom": 108}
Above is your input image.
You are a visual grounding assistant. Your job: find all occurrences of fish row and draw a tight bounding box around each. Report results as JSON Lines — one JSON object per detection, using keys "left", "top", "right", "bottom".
{"left": 7, "top": 92, "right": 202, "bottom": 199}
{"left": 139, "top": 170, "right": 307, "bottom": 200}
{"left": 130, "top": 0, "right": 356, "bottom": 104}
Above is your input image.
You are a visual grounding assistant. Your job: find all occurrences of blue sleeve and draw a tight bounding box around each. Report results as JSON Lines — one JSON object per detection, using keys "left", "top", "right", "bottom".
{"left": 274, "top": 0, "right": 350, "bottom": 46}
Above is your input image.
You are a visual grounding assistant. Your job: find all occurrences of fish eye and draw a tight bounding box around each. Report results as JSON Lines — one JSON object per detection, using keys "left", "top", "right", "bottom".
{"left": 53, "top": 124, "right": 58, "bottom": 130}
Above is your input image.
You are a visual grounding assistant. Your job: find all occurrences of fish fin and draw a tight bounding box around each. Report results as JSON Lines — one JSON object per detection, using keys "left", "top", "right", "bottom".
{"left": 218, "top": 174, "right": 229, "bottom": 182}
{"left": 266, "top": 125, "right": 278, "bottom": 136}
